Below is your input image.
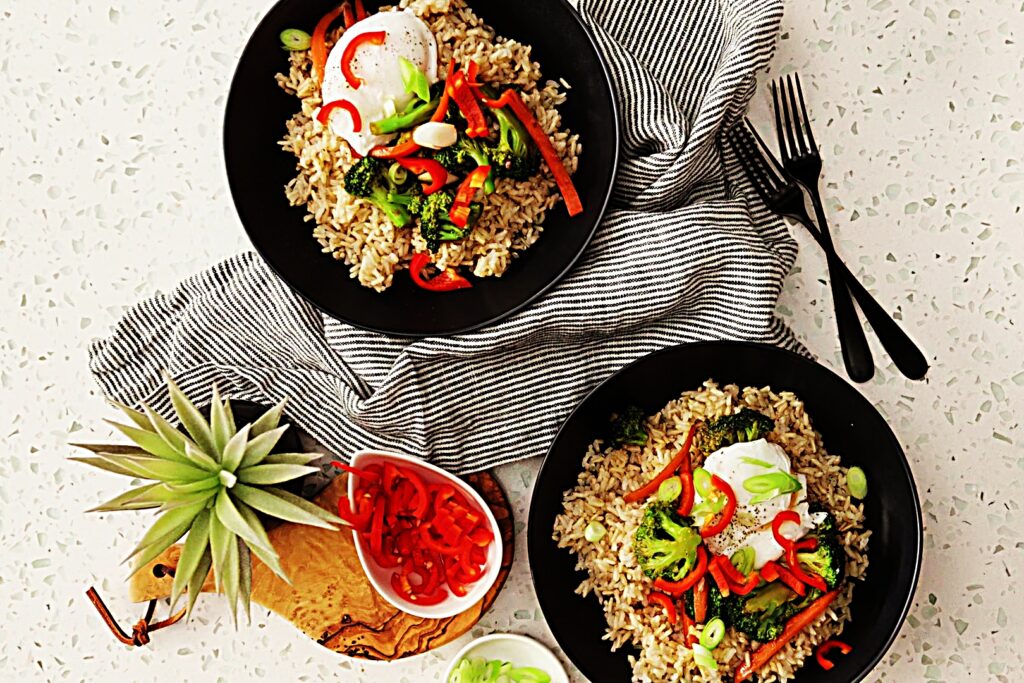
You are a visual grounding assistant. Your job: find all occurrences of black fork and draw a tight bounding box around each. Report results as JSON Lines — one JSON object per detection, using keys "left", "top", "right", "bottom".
{"left": 727, "top": 120, "right": 929, "bottom": 381}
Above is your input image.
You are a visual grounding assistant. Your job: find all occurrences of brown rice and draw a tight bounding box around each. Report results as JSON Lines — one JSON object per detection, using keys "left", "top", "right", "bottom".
{"left": 552, "top": 381, "right": 870, "bottom": 682}
{"left": 275, "top": 0, "right": 581, "bottom": 291}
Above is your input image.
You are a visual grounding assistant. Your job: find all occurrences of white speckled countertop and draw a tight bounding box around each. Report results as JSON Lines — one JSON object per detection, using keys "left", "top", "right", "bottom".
{"left": 1, "top": 0, "right": 1022, "bottom": 681}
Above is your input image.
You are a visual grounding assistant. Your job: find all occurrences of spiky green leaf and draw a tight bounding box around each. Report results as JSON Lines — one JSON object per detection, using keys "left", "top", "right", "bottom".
{"left": 142, "top": 403, "right": 193, "bottom": 457}
{"left": 208, "top": 512, "right": 234, "bottom": 593}
{"left": 170, "top": 508, "right": 212, "bottom": 609}
{"left": 223, "top": 532, "right": 240, "bottom": 623}
{"left": 70, "top": 443, "right": 150, "bottom": 456}
{"left": 186, "top": 546, "right": 212, "bottom": 618}
{"left": 70, "top": 456, "right": 144, "bottom": 478}
{"left": 102, "top": 453, "right": 210, "bottom": 482}
{"left": 238, "top": 539, "right": 252, "bottom": 622}
{"left": 234, "top": 500, "right": 278, "bottom": 562}
{"left": 209, "top": 385, "right": 232, "bottom": 457}
{"left": 125, "top": 499, "right": 208, "bottom": 563}
{"left": 220, "top": 424, "right": 251, "bottom": 473}
{"left": 251, "top": 398, "right": 287, "bottom": 436}
{"left": 261, "top": 452, "right": 323, "bottom": 466}
{"left": 223, "top": 399, "right": 237, "bottom": 436}
{"left": 166, "top": 476, "right": 221, "bottom": 494}
{"left": 164, "top": 372, "right": 218, "bottom": 457}
{"left": 128, "top": 528, "right": 191, "bottom": 579}
{"left": 87, "top": 482, "right": 166, "bottom": 512}
{"left": 214, "top": 488, "right": 274, "bottom": 552}
{"left": 231, "top": 483, "right": 339, "bottom": 529}
{"left": 183, "top": 441, "right": 220, "bottom": 473}
{"left": 237, "top": 425, "right": 288, "bottom": 469}
{"left": 109, "top": 400, "right": 153, "bottom": 431}
{"left": 91, "top": 453, "right": 171, "bottom": 480}
{"left": 157, "top": 487, "right": 217, "bottom": 513}
{"left": 247, "top": 537, "right": 290, "bottom": 585}
{"left": 105, "top": 420, "right": 182, "bottom": 461}
{"left": 236, "top": 464, "right": 317, "bottom": 486}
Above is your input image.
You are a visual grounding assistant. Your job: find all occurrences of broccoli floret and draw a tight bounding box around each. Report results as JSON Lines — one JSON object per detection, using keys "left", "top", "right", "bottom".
{"left": 417, "top": 190, "right": 482, "bottom": 253}
{"left": 796, "top": 512, "right": 845, "bottom": 589}
{"left": 721, "top": 582, "right": 802, "bottom": 642}
{"left": 482, "top": 88, "right": 540, "bottom": 181}
{"left": 609, "top": 405, "right": 648, "bottom": 447}
{"left": 695, "top": 408, "right": 775, "bottom": 455}
{"left": 682, "top": 582, "right": 726, "bottom": 622}
{"left": 432, "top": 136, "right": 496, "bottom": 194}
{"left": 343, "top": 157, "right": 417, "bottom": 228}
{"left": 632, "top": 502, "right": 701, "bottom": 581}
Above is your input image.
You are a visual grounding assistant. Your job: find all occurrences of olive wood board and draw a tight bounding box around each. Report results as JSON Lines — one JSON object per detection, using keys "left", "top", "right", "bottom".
{"left": 129, "top": 472, "right": 513, "bottom": 660}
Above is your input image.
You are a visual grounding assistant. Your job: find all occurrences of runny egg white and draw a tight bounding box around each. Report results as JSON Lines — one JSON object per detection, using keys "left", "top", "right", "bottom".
{"left": 319, "top": 10, "right": 438, "bottom": 155}
{"left": 694, "top": 439, "right": 825, "bottom": 568}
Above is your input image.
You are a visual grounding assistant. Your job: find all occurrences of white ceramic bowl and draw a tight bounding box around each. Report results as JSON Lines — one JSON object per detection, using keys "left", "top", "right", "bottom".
{"left": 443, "top": 633, "right": 570, "bottom": 683}
{"left": 347, "top": 450, "right": 503, "bottom": 619}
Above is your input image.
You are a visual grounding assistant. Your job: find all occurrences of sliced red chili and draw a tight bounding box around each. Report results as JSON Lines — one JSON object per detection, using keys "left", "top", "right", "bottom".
{"left": 706, "top": 556, "right": 731, "bottom": 598}
{"left": 771, "top": 510, "right": 802, "bottom": 550}
{"left": 760, "top": 560, "right": 781, "bottom": 583}
{"left": 786, "top": 546, "right": 829, "bottom": 592}
{"left": 311, "top": 3, "right": 347, "bottom": 85}
{"left": 717, "top": 554, "right": 747, "bottom": 585}
{"left": 449, "top": 165, "right": 490, "bottom": 227}
{"left": 396, "top": 157, "right": 447, "bottom": 195}
{"left": 369, "top": 494, "right": 385, "bottom": 556}
{"left": 730, "top": 570, "right": 762, "bottom": 596}
{"left": 815, "top": 639, "right": 852, "bottom": 671}
{"left": 420, "top": 525, "right": 467, "bottom": 556}
{"left": 341, "top": 1, "right": 355, "bottom": 27}
{"left": 681, "top": 606, "right": 697, "bottom": 647}
{"left": 370, "top": 137, "right": 422, "bottom": 159}
{"left": 341, "top": 30, "right": 386, "bottom": 89}
{"left": 774, "top": 563, "right": 808, "bottom": 597}
{"left": 700, "top": 475, "right": 737, "bottom": 538}
{"left": 317, "top": 98, "right": 362, "bottom": 132}
{"left": 677, "top": 471, "right": 695, "bottom": 517}
{"left": 794, "top": 537, "right": 819, "bottom": 552}
{"left": 652, "top": 546, "right": 707, "bottom": 595}
{"left": 330, "top": 460, "right": 379, "bottom": 482}
{"left": 354, "top": 0, "right": 367, "bottom": 20}
{"left": 624, "top": 423, "right": 698, "bottom": 504}
{"left": 409, "top": 252, "right": 473, "bottom": 292}
{"left": 400, "top": 466, "right": 430, "bottom": 518}
{"left": 693, "top": 576, "right": 708, "bottom": 623}
{"left": 447, "top": 70, "right": 489, "bottom": 137}
{"left": 647, "top": 592, "right": 678, "bottom": 624}
{"left": 338, "top": 495, "right": 372, "bottom": 531}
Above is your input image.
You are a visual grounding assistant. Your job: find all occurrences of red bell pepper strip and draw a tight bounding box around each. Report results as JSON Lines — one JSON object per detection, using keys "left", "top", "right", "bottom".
{"left": 815, "top": 639, "right": 852, "bottom": 671}
{"left": 369, "top": 137, "right": 422, "bottom": 159}
{"left": 400, "top": 466, "right": 430, "bottom": 518}
{"left": 700, "top": 475, "right": 737, "bottom": 538}
{"left": 431, "top": 58, "right": 456, "bottom": 123}
{"left": 338, "top": 495, "right": 372, "bottom": 531}
{"left": 647, "top": 592, "right": 678, "bottom": 625}
{"left": 652, "top": 546, "right": 707, "bottom": 595}
{"left": 318, "top": 98, "right": 362, "bottom": 132}
{"left": 341, "top": 1, "right": 355, "bottom": 27}
{"left": 717, "top": 554, "right": 747, "bottom": 585}
{"left": 771, "top": 510, "right": 801, "bottom": 550}
{"left": 624, "top": 423, "right": 698, "bottom": 504}
{"left": 330, "top": 460, "right": 379, "bottom": 482}
{"left": 447, "top": 70, "right": 489, "bottom": 137}
{"left": 396, "top": 157, "right": 447, "bottom": 195}
{"left": 730, "top": 570, "right": 761, "bottom": 596}
{"left": 774, "top": 563, "right": 807, "bottom": 597}
{"left": 449, "top": 165, "right": 491, "bottom": 227}
{"left": 706, "top": 557, "right": 731, "bottom": 597}
{"left": 311, "top": 3, "right": 348, "bottom": 85}
{"left": 759, "top": 560, "right": 780, "bottom": 583}
{"left": 734, "top": 591, "right": 839, "bottom": 682}
{"left": 341, "top": 30, "right": 386, "bottom": 89}
{"left": 693, "top": 576, "right": 708, "bottom": 623}
{"left": 354, "top": 0, "right": 367, "bottom": 21}
{"left": 390, "top": 572, "right": 448, "bottom": 605}
{"left": 419, "top": 525, "right": 466, "bottom": 556}
{"left": 369, "top": 495, "right": 385, "bottom": 556}
{"left": 467, "top": 526, "right": 493, "bottom": 547}
{"left": 408, "top": 252, "right": 473, "bottom": 292}
{"left": 681, "top": 607, "right": 697, "bottom": 647}
{"left": 444, "top": 557, "right": 470, "bottom": 597}
{"left": 677, "top": 471, "right": 695, "bottom": 517}
{"left": 496, "top": 90, "right": 583, "bottom": 216}
{"left": 794, "top": 537, "right": 818, "bottom": 552}
{"left": 786, "top": 546, "right": 829, "bottom": 593}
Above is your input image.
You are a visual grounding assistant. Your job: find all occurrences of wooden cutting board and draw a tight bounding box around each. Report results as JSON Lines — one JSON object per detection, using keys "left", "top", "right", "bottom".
{"left": 129, "top": 472, "right": 514, "bottom": 660}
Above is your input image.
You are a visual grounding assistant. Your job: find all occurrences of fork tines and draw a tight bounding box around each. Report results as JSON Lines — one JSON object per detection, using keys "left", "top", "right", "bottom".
{"left": 725, "top": 119, "right": 790, "bottom": 202}
{"left": 772, "top": 74, "right": 818, "bottom": 160}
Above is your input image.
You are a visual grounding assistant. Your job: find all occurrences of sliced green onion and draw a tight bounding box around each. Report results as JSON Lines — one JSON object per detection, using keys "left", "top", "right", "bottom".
{"left": 584, "top": 520, "right": 607, "bottom": 542}
{"left": 448, "top": 657, "right": 551, "bottom": 683}
{"left": 279, "top": 28, "right": 311, "bottom": 51}
{"left": 399, "top": 56, "right": 431, "bottom": 103}
{"left": 699, "top": 617, "right": 726, "bottom": 650}
{"left": 693, "top": 467, "right": 713, "bottom": 498}
{"left": 508, "top": 667, "right": 551, "bottom": 683}
{"left": 690, "top": 494, "right": 725, "bottom": 520}
{"left": 847, "top": 466, "right": 868, "bottom": 499}
{"left": 382, "top": 98, "right": 398, "bottom": 119}
{"left": 748, "top": 488, "right": 787, "bottom": 505}
{"left": 730, "top": 547, "right": 755, "bottom": 576}
{"left": 387, "top": 162, "right": 408, "bottom": 186}
{"left": 743, "top": 471, "right": 801, "bottom": 495}
{"left": 657, "top": 476, "right": 682, "bottom": 503}
{"left": 691, "top": 642, "right": 718, "bottom": 671}
{"left": 740, "top": 456, "right": 775, "bottom": 468}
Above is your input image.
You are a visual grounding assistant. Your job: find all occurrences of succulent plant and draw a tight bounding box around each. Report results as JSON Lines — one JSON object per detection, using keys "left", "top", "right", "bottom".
{"left": 72, "top": 372, "right": 339, "bottom": 621}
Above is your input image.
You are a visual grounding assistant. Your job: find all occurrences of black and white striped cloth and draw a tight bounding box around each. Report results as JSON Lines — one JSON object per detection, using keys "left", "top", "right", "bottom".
{"left": 89, "top": 0, "right": 799, "bottom": 474}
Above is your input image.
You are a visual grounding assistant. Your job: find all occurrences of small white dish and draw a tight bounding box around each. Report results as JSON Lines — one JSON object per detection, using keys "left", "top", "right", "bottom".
{"left": 347, "top": 449, "right": 502, "bottom": 620}
{"left": 443, "top": 633, "right": 570, "bottom": 683}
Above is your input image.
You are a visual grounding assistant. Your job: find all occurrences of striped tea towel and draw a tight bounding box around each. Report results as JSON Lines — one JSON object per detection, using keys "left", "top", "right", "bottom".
{"left": 89, "top": 0, "right": 800, "bottom": 474}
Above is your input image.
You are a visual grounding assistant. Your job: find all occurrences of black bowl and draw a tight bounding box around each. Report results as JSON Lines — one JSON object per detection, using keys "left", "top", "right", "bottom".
{"left": 224, "top": 0, "right": 618, "bottom": 337}
{"left": 528, "top": 342, "right": 922, "bottom": 683}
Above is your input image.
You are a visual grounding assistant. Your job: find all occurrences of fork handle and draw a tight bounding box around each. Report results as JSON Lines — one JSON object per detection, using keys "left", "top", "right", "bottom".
{"left": 823, "top": 247, "right": 875, "bottom": 382}
{"left": 796, "top": 211, "right": 929, "bottom": 380}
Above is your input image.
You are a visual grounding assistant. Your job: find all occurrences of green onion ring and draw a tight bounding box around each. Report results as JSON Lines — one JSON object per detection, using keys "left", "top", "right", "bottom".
{"left": 691, "top": 642, "right": 718, "bottom": 671}
{"left": 657, "top": 476, "right": 682, "bottom": 503}
{"left": 700, "top": 617, "right": 726, "bottom": 650}
{"left": 584, "top": 520, "right": 607, "bottom": 542}
{"left": 279, "top": 28, "right": 311, "bottom": 51}
{"left": 847, "top": 466, "right": 868, "bottom": 499}
{"left": 692, "top": 467, "right": 713, "bottom": 498}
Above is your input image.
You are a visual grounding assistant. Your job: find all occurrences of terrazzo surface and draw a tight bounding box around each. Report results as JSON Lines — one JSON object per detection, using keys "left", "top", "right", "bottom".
{"left": 1, "top": 0, "right": 1022, "bottom": 680}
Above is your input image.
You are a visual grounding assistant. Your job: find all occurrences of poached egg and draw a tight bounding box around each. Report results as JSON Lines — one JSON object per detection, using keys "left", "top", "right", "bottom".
{"left": 695, "top": 439, "right": 825, "bottom": 568}
{"left": 320, "top": 10, "right": 438, "bottom": 156}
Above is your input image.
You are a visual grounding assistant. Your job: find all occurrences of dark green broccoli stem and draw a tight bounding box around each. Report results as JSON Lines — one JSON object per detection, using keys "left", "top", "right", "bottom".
{"left": 343, "top": 157, "right": 416, "bottom": 229}
{"left": 480, "top": 85, "right": 540, "bottom": 181}
{"left": 632, "top": 502, "right": 701, "bottom": 581}
{"left": 369, "top": 96, "right": 441, "bottom": 135}
{"left": 609, "top": 405, "right": 648, "bottom": 447}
